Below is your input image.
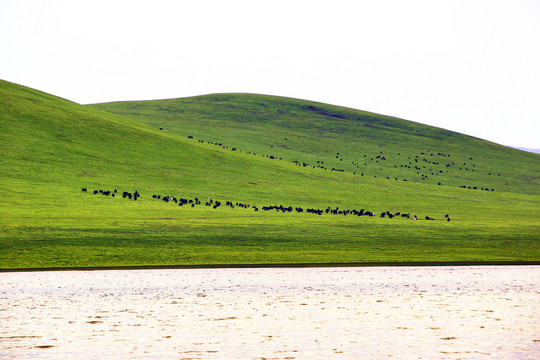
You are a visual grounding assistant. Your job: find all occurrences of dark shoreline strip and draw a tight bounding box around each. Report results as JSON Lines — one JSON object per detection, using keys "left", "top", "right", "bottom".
{"left": 1, "top": 261, "right": 539, "bottom": 273}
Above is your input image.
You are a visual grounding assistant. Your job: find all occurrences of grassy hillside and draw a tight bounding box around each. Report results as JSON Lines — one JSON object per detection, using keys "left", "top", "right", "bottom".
{"left": 1, "top": 80, "right": 539, "bottom": 269}
{"left": 90, "top": 94, "right": 540, "bottom": 195}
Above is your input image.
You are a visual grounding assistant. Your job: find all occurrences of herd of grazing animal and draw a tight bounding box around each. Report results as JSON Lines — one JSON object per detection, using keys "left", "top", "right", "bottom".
{"left": 81, "top": 188, "right": 450, "bottom": 222}
{"left": 182, "top": 134, "right": 503, "bottom": 192}
{"left": 79, "top": 132, "right": 512, "bottom": 225}
{"left": 81, "top": 188, "right": 140, "bottom": 200}
{"left": 78, "top": 129, "right": 516, "bottom": 226}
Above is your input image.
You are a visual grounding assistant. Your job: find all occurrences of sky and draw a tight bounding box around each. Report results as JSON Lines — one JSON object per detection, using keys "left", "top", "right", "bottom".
{"left": 1, "top": 0, "right": 539, "bottom": 149}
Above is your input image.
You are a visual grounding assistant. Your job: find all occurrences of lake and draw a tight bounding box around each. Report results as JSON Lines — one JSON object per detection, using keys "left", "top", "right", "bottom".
{"left": 1, "top": 266, "right": 538, "bottom": 359}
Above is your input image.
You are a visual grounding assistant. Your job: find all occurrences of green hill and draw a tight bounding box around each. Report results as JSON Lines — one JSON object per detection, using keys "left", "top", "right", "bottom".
{"left": 90, "top": 94, "right": 540, "bottom": 195}
{"left": 1, "top": 80, "right": 539, "bottom": 269}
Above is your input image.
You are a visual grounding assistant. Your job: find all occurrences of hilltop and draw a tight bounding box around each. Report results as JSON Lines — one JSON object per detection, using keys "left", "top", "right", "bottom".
{"left": 1, "top": 80, "right": 539, "bottom": 269}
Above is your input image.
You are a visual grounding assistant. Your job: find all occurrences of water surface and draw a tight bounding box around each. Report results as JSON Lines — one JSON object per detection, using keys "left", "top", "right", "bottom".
{"left": 1, "top": 266, "right": 538, "bottom": 359}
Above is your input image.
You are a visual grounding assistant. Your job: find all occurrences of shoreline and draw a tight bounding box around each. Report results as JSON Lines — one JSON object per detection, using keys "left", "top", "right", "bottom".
{"left": 1, "top": 260, "right": 539, "bottom": 273}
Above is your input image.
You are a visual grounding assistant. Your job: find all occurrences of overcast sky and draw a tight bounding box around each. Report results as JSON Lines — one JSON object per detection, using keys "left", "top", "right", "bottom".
{"left": 1, "top": 0, "right": 539, "bottom": 149}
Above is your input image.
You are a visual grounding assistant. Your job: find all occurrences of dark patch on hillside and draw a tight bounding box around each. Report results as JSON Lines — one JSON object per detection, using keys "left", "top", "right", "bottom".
{"left": 303, "top": 104, "right": 419, "bottom": 134}
{"left": 305, "top": 105, "right": 347, "bottom": 120}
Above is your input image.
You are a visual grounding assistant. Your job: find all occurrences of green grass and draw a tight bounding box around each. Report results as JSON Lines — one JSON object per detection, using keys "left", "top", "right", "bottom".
{"left": 1, "top": 79, "right": 539, "bottom": 269}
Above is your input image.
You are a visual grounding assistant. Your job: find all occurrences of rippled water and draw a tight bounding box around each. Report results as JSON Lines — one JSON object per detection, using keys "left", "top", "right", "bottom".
{"left": 1, "top": 266, "right": 538, "bottom": 359}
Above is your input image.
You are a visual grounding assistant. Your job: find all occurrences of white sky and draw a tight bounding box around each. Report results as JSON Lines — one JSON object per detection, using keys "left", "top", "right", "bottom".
{"left": 1, "top": 0, "right": 539, "bottom": 149}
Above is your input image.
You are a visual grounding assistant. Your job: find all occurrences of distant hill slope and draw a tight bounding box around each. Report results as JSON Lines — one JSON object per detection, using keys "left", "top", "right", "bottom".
{"left": 90, "top": 94, "right": 539, "bottom": 196}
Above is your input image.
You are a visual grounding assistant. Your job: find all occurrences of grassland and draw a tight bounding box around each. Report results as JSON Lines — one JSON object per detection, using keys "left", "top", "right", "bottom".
{"left": 1, "top": 80, "right": 539, "bottom": 269}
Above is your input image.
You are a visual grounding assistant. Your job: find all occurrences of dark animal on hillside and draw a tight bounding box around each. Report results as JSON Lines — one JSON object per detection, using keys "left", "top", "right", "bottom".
{"left": 81, "top": 188, "right": 87, "bottom": 192}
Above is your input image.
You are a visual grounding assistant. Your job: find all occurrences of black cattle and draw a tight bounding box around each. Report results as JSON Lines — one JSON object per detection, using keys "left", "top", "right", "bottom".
{"left": 306, "top": 208, "right": 323, "bottom": 215}
{"left": 81, "top": 188, "right": 87, "bottom": 192}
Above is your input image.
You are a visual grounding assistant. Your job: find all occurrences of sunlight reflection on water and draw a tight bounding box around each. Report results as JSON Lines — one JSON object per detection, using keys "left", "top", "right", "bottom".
{"left": 1, "top": 266, "right": 539, "bottom": 359}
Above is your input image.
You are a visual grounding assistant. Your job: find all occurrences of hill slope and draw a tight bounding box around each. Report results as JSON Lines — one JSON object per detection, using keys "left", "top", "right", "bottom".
{"left": 90, "top": 94, "right": 540, "bottom": 195}
{"left": 1, "top": 80, "right": 539, "bottom": 269}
